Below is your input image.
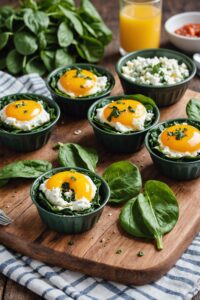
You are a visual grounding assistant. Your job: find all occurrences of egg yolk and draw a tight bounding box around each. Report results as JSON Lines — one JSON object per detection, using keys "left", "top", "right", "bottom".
{"left": 46, "top": 171, "right": 95, "bottom": 202}
{"left": 59, "top": 69, "right": 97, "bottom": 97}
{"left": 5, "top": 100, "right": 42, "bottom": 121}
{"left": 103, "top": 100, "right": 146, "bottom": 126}
{"left": 160, "top": 124, "right": 200, "bottom": 153}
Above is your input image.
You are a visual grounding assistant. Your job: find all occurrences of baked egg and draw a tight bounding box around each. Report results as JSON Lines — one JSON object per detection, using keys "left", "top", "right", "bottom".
{"left": 96, "top": 99, "right": 153, "bottom": 132}
{"left": 0, "top": 99, "right": 50, "bottom": 131}
{"left": 39, "top": 170, "right": 97, "bottom": 211}
{"left": 57, "top": 69, "right": 107, "bottom": 98}
{"left": 157, "top": 123, "right": 200, "bottom": 158}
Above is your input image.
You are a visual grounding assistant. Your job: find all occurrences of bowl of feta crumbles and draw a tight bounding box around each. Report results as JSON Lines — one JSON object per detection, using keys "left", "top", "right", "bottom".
{"left": 116, "top": 48, "right": 196, "bottom": 107}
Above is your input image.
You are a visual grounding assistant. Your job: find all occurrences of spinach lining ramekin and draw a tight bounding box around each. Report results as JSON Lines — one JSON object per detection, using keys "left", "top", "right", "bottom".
{"left": 116, "top": 48, "right": 196, "bottom": 108}
{"left": 88, "top": 95, "right": 160, "bottom": 154}
{"left": 30, "top": 167, "right": 110, "bottom": 234}
{"left": 145, "top": 118, "right": 200, "bottom": 180}
{"left": 0, "top": 93, "right": 60, "bottom": 152}
{"left": 46, "top": 63, "right": 115, "bottom": 119}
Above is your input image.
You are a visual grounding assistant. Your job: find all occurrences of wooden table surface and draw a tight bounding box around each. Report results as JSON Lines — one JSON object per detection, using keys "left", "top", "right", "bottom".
{"left": 0, "top": 0, "right": 200, "bottom": 299}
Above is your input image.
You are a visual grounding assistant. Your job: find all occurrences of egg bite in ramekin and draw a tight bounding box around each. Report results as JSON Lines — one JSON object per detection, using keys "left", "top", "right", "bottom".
{"left": 0, "top": 93, "right": 60, "bottom": 152}
{"left": 46, "top": 64, "right": 115, "bottom": 118}
{"left": 88, "top": 95, "right": 160, "bottom": 154}
{"left": 31, "top": 167, "right": 110, "bottom": 234}
{"left": 145, "top": 118, "right": 200, "bottom": 180}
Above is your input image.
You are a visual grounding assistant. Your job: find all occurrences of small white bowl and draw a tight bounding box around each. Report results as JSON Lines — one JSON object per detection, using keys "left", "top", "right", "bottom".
{"left": 165, "top": 12, "right": 200, "bottom": 53}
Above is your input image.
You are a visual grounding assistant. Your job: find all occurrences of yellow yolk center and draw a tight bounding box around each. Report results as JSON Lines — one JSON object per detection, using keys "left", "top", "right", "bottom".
{"left": 59, "top": 69, "right": 97, "bottom": 97}
{"left": 5, "top": 100, "right": 42, "bottom": 121}
{"left": 160, "top": 124, "right": 200, "bottom": 153}
{"left": 103, "top": 100, "right": 146, "bottom": 126}
{"left": 46, "top": 171, "right": 95, "bottom": 202}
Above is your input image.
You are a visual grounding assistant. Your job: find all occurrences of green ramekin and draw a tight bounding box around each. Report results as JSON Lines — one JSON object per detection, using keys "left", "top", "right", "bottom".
{"left": 0, "top": 93, "right": 60, "bottom": 152}
{"left": 30, "top": 167, "right": 110, "bottom": 234}
{"left": 145, "top": 118, "right": 200, "bottom": 180}
{"left": 116, "top": 48, "right": 196, "bottom": 108}
{"left": 46, "top": 63, "right": 115, "bottom": 119}
{"left": 88, "top": 95, "right": 160, "bottom": 154}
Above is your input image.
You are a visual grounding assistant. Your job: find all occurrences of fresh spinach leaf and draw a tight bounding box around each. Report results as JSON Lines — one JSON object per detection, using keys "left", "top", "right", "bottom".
{"left": 6, "top": 50, "right": 23, "bottom": 74}
{"left": 57, "top": 21, "right": 73, "bottom": 47}
{"left": 58, "top": 143, "right": 98, "bottom": 172}
{"left": 58, "top": 5, "right": 83, "bottom": 36}
{"left": 25, "top": 56, "right": 46, "bottom": 75}
{"left": 55, "top": 48, "right": 75, "bottom": 68}
{"left": 24, "top": 9, "right": 49, "bottom": 34}
{"left": 0, "top": 32, "right": 10, "bottom": 50}
{"left": 80, "top": 0, "right": 102, "bottom": 21}
{"left": 0, "top": 160, "right": 52, "bottom": 183}
{"left": 186, "top": 98, "right": 200, "bottom": 122}
{"left": 40, "top": 50, "right": 55, "bottom": 71}
{"left": 119, "top": 180, "right": 179, "bottom": 250}
{"left": 14, "top": 31, "right": 38, "bottom": 55}
{"left": 103, "top": 161, "right": 142, "bottom": 203}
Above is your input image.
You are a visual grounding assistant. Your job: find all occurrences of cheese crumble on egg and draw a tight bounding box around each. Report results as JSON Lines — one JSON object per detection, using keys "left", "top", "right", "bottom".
{"left": 57, "top": 69, "right": 107, "bottom": 98}
{"left": 39, "top": 170, "right": 97, "bottom": 211}
{"left": 96, "top": 99, "right": 154, "bottom": 133}
{"left": 122, "top": 56, "right": 189, "bottom": 86}
{"left": 0, "top": 99, "right": 50, "bottom": 131}
{"left": 156, "top": 123, "right": 200, "bottom": 158}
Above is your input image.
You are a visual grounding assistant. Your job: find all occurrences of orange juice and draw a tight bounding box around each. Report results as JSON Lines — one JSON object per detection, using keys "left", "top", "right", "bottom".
{"left": 120, "top": 3, "right": 161, "bottom": 52}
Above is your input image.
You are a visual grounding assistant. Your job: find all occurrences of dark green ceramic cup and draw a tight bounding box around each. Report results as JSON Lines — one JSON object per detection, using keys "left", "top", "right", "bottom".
{"left": 46, "top": 64, "right": 115, "bottom": 119}
{"left": 88, "top": 95, "right": 160, "bottom": 154}
{"left": 31, "top": 167, "right": 110, "bottom": 234}
{"left": 116, "top": 48, "right": 196, "bottom": 108}
{"left": 145, "top": 118, "right": 200, "bottom": 180}
{"left": 0, "top": 93, "right": 60, "bottom": 152}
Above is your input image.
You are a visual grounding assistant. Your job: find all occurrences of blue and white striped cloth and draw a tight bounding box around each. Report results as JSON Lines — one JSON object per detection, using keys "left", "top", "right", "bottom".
{"left": 0, "top": 71, "right": 200, "bottom": 300}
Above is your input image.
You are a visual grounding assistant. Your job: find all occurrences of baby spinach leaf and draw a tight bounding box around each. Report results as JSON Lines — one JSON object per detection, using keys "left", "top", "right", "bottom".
{"left": 58, "top": 5, "right": 83, "bottom": 36}
{"left": 77, "top": 35, "right": 104, "bottom": 63}
{"left": 25, "top": 56, "right": 46, "bottom": 75}
{"left": 0, "top": 32, "right": 10, "bottom": 50}
{"left": 119, "top": 180, "right": 179, "bottom": 250}
{"left": 24, "top": 9, "right": 49, "bottom": 34}
{"left": 80, "top": 0, "right": 102, "bottom": 21}
{"left": 14, "top": 31, "right": 38, "bottom": 55}
{"left": 0, "top": 57, "right": 6, "bottom": 69}
{"left": 58, "top": 143, "right": 98, "bottom": 172}
{"left": 38, "top": 32, "right": 47, "bottom": 50}
{"left": 186, "top": 98, "right": 200, "bottom": 122}
{"left": 0, "top": 160, "right": 52, "bottom": 182}
{"left": 6, "top": 50, "right": 23, "bottom": 74}
{"left": 55, "top": 49, "right": 75, "bottom": 68}
{"left": 103, "top": 161, "right": 142, "bottom": 203}
{"left": 119, "top": 198, "right": 153, "bottom": 238}
{"left": 40, "top": 50, "right": 55, "bottom": 71}
{"left": 57, "top": 21, "right": 73, "bottom": 47}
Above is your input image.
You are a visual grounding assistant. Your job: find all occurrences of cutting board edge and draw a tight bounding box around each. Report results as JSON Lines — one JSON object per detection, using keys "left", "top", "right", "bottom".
{"left": 0, "top": 215, "right": 200, "bottom": 286}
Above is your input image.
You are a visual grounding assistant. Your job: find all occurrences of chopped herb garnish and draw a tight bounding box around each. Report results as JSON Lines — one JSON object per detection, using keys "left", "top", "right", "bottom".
{"left": 167, "top": 127, "right": 187, "bottom": 140}
{"left": 62, "top": 182, "right": 70, "bottom": 191}
{"left": 71, "top": 176, "right": 76, "bottom": 181}
{"left": 128, "top": 106, "right": 135, "bottom": 113}
{"left": 152, "top": 63, "right": 162, "bottom": 74}
{"left": 68, "top": 240, "right": 74, "bottom": 246}
{"left": 137, "top": 251, "right": 144, "bottom": 257}
{"left": 80, "top": 85, "right": 84, "bottom": 88}
{"left": 15, "top": 101, "right": 26, "bottom": 108}
{"left": 115, "top": 249, "right": 122, "bottom": 254}
{"left": 107, "top": 106, "right": 121, "bottom": 122}
{"left": 23, "top": 110, "right": 28, "bottom": 114}
{"left": 116, "top": 100, "right": 125, "bottom": 104}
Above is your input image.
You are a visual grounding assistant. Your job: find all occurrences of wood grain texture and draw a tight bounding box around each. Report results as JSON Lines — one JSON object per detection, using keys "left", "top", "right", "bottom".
{"left": 0, "top": 88, "right": 200, "bottom": 285}
{"left": 0, "top": 0, "right": 200, "bottom": 297}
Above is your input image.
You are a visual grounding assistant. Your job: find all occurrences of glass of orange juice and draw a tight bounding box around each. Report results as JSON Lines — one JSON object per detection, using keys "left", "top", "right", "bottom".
{"left": 119, "top": 0, "right": 162, "bottom": 54}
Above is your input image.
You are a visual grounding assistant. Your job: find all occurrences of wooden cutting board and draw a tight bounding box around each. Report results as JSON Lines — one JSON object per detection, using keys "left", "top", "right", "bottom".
{"left": 0, "top": 79, "right": 200, "bottom": 285}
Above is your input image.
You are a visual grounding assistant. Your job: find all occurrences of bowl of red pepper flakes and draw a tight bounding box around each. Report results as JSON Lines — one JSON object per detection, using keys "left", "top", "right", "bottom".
{"left": 165, "top": 12, "right": 200, "bottom": 53}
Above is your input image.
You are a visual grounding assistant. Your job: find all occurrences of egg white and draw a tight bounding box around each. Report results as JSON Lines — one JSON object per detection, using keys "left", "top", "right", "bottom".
{"left": 96, "top": 102, "right": 154, "bottom": 133}
{"left": 156, "top": 125, "right": 200, "bottom": 158}
{"left": 57, "top": 75, "right": 108, "bottom": 98}
{"left": 39, "top": 174, "right": 97, "bottom": 211}
{"left": 0, "top": 101, "right": 50, "bottom": 131}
